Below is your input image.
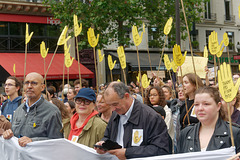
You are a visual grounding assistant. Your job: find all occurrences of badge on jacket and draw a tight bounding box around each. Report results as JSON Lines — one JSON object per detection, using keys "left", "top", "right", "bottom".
{"left": 132, "top": 129, "right": 143, "bottom": 146}
{"left": 71, "top": 135, "right": 79, "bottom": 143}
{"left": 6, "top": 114, "right": 12, "bottom": 123}
{"left": 190, "top": 106, "right": 197, "bottom": 118}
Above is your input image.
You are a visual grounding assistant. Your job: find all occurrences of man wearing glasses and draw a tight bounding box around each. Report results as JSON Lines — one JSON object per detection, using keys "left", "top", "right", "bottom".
{"left": 95, "top": 82, "right": 169, "bottom": 159}
{"left": 3, "top": 72, "right": 63, "bottom": 147}
{"left": 1, "top": 76, "right": 22, "bottom": 122}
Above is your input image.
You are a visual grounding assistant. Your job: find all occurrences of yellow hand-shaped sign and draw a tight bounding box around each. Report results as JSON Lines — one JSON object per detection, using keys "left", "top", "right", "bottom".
{"left": 143, "top": 23, "right": 145, "bottom": 33}
{"left": 223, "top": 33, "right": 229, "bottom": 46}
{"left": 173, "top": 44, "right": 187, "bottom": 66}
{"left": 13, "top": 64, "right": 15, "bottom": 74}
{"left": 65, "top": 52, "right": 74, "bottom": 68}
{"left": 98, "top": 49, "right": 104, "bottom": 62}
{"left": 117, "top": 46, "right": 126, "bottom": 69}
{"left": 73, "top": 14, "right": 82, "bottom": 37}
{"left": 25, "top": 23, "right": 33, "bottom": 45}
{"left": 40, "top": 41, "right": 49, "bottom": 58}
{"left": 132, "top": 25, "right": 143, "bottom": 46}
{"left": 208, "top": 31, "right": 224, "bottom": 55}
{"left": 203, "top": 46, "right": 208, "bottom": 58}
{"left": 239, "top": 5, "right": 240, "bottom": 20}
{"left": 171, "top": 59, "right": 178, "bottom": 73}
{"left": 136, "top": 72, "right": 140, "bottom": 82}
{"left": 218, "top": 62, "right": 240, "bottom": 102}
{"left": 164, "top": 17, "right": 173, "bottom": 35}
{"left": 108, "top": 55, "right": 116, "bottom": 70}
{"left": 216, "top": 47, "right": 224, "bottom": 58}
{"left": 117, "top": 79, "right": 121, "bottom": 82}
{"left": 57, "top": 26, "right": 71, "bottom": 46}
{"left": 87, "top": 27, "right": 99, "bottom": 48}
{"left": 164, "top": 54, "right": 171, "bottom": 71}
{"left": 141, "top": 74, "right": 150, "bottom": 89}
{"left": 64, "top": 43, "right": 71, "bottom": 56}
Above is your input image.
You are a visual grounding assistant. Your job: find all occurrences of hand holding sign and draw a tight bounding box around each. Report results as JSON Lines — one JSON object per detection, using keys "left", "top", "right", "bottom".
{"left": 141, "top": 74, "right": 150, "bottom": 89}
{"left": 132, "top": 25, "right": 143, "bottom": 46}
{"left": 25, "top": 23, "right": 34, "bottom": 45}
{"left": 117, "top": 46, "right": 126, "bottom": 69}
{"left": 164, "top": 54, "right": 171, "bottom": 71}
{"left": 173, "top": 44, "right": 187, "bottom": 66}
{"left": 218, "top": 62, "right": 240, "bottom": 102}
{"left": 98, "top": 49, "right": 104, "bottom": 62}
{"left": 108, "top": 55, "right": 116, "bottom": 71}
{"left": 164, "top": 17, "right": 173, "bottom": 35}
{"left": 40, "top": 41, "right": 49, "bottom": 58}
{"left": 73, "top": 14, "right": 82, "bottom": 37}
{"left": 87, "top": 27, "right": 99, "bottom": 48}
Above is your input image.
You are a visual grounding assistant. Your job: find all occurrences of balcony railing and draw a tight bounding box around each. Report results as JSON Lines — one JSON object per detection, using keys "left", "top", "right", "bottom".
{"left": 204, "top": 13, "right": 217, "bottom": 22}
{"left": 224, "top": 15, "right": 235, "bottom": 23}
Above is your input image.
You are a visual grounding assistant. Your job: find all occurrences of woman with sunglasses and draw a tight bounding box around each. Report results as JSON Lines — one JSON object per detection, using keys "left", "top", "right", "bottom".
{"left": 62, "top": 88, "right": 107, "bottom": 148}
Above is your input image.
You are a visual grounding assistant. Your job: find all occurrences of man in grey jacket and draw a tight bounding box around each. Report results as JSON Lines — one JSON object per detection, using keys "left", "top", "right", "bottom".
{"left": 3, "top": 72, "right": 63, "bottom": 147}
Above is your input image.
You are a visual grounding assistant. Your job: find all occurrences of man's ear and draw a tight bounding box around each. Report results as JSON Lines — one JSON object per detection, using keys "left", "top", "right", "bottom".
{"left": 41, "top": 84, "right": 45, "bottom": 92}
{"left": 124, "top": 92, "right": 130, "bottom": 99}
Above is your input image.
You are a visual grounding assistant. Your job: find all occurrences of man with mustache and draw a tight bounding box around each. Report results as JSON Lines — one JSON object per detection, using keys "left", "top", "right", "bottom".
{"left": 3, "top": 72, "right": 63, "bottom": 147}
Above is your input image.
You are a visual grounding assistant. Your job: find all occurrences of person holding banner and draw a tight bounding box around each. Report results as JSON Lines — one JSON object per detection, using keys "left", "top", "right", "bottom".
{"left": 177, "top": 86, "right": 240, "bottom": 153}
{"left": 180, "top": 73, "right": 204, "bottom": 129}
{"left": 95, "top": 82, "right": 169, "bottom": 159}
{"left": 2, "top": 72, "right": 63, "bottom": 147}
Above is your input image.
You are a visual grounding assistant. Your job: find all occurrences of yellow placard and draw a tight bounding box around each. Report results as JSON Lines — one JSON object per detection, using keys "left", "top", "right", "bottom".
{"left": 223, "top": 33, "right": 229, "bottom": 47}
{"left": 178, "top": 56, "right": 208, "bottom": 78}
{"left": 164, "top": 54, "right": 171, "bottom": 71}
{"left": 203, "top": 46, "right": 208, "bottom": 58}
{"left": 108, "top": 55, "right": 116, "bottom": 71}
{"left": 13, "top": 64, "right": 15, "bottom": 74}
{"left": 171, "top": 59, "right": 178, "bottom": 73}
{"left": 117, "top": 79, "right": 121, "bottom": 82}
{"left": 117, "top": 46, "right": 126, "bottom": 69}
{"left": 143, "top": 23, "right": 145, "bottom": 33}
{"left": 98, "top": 49, "right": 104, "bottom": 62}
{"left": 64, "top": 43, "right": 71, "bottom": 56}
{"left": 132, "top": 25, "right": 143, "bottom": 46}
{"left": 239, "top": 5, "right": 240, "bottom": 19}
{"left": 73, "top": 14, "right": 82, "bottom": 37}
{"left": 65, "top": 52, "right": 74, "bottom": 68}
{"left": 164, "top": 17, "right": 173, "bottom": 35}
{"left": 141, "top": 74, "right": 150, "bottom": 89}
{"left": 25, "top": 23, "right": 34, "bottom": 45}
{"left": 173, "top": 44, "right": 187, "bottom": 66}
{"left": 136, "top": 72, "right": 141, "bottom": 82}
{"left": 216, "top": 47, "right": 224, "bottom": 58}
{"left": 208, "top": 31, "right": 224, "bottom": 55}
{"left": 40, "top": 41, "right": 49, "bottom": 58}
{"left": 57, "top": 26, "right": 71, "bottom": 46}
{"left": 218, "top": 62, "right": 240, "bottom": 102}
{"left": 87, "top": 27, "right": 99, "bottom": 48}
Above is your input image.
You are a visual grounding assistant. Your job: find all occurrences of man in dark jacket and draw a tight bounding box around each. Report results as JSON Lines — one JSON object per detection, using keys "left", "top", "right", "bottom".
{"left": 95, "top": 82, "right": 169, "bottom": 159}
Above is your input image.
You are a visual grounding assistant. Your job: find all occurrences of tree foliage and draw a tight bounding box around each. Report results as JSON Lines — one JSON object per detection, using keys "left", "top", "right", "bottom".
{"left": 43, "top": 0, "right": 208, "bottom": 50}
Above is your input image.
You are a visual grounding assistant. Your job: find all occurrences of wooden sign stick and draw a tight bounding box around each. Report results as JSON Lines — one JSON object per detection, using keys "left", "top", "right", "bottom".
{"left": 24, "top": 44, "right": 27, "bottom": 81}
{"left": 93, "top": 47, "right": 99, "bottom": 93}
{"left": 62, "top": 60, "right": 65, "bottom": 100}
{"left": 180, "top": 0, "right": 198, "bottom": 89}
{"left": 227, "top": 102, "right": 235, "bottom": 147}
{"left": 44, "top": 58, "right": 47, "bottom": 96}
{"left": 75, "top": 37, "right": 82, "bottom": 88}
{"left": 214, "top": 55, "right": 217, "bottom": 85}
{"left": 110, "top": 69, "right": 113, "bottom": 82}
{"left": 67, "top": 67, "right": 70, "bottom": 94}
{"left": 123, "top": 69, "right": 127, "bottom": 84}
{"left": 157, "top": 35, "right": 168, "bottom": 77}
{"left": 168, "top": 70, "right": 176, "bottom": 99}
{"left": 136, "top": 46, "right": 144, "bottom": 103}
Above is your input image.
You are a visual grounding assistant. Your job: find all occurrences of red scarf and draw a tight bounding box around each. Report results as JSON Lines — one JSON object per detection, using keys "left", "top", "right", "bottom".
{"left": 68, "top": 110, "right": 98, "bottom": 141}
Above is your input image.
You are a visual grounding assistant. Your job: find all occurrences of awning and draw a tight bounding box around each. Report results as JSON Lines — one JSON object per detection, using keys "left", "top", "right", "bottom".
{"left": 0, "top": 53, "right": 94, "bottom": 81}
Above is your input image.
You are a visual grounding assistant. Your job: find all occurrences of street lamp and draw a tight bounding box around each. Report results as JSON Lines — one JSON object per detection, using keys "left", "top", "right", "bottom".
{"left": 236, "top": 42, "right": 240, "bottom": 54}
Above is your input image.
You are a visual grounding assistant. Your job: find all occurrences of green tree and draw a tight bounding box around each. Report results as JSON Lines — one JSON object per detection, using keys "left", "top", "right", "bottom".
{"left": 43, "top": 0, "right": 208, "bottom": 50}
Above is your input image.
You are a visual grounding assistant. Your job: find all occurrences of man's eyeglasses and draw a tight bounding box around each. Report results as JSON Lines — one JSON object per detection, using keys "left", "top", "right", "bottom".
{"left": 3, "top": 83, "right": 16, "bottom": 87}
{"left": 24, "top": 81, "right": 41, "bottom": 87}
{"left": 75, "top": 98, "right": 92, "bottom": 105}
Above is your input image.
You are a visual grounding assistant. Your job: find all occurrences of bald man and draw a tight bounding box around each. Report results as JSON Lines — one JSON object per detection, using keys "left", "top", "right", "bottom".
{"left": 3, "top": 72, "right": 63, "bottom": 147}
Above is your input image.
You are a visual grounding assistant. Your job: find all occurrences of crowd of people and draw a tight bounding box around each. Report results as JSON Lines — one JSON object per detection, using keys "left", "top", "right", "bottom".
{"left": 0, "top": 71, "right": 240, "bottom": 159}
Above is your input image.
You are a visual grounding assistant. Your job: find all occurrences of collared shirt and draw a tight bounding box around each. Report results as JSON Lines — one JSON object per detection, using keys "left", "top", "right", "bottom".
{"left": 116, "top": 98, "right": 134, "bottom": 147}
{"left": 25, "top": 96, "right": 42, "bottom": 112}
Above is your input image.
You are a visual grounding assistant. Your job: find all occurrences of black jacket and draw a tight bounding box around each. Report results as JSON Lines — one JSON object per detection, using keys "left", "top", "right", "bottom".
{"left": 177, "top": 118, "right": 240, "bottom": 153}
{"left": 102, "top": 99, "right": 170, "bottom": 159}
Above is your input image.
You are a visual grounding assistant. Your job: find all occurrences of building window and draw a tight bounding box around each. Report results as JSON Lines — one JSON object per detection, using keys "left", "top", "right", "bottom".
{"left": 206, "top": 30, "right": 213, "bottom": 49}
{"left": 191, "top": 31, "right": 199, "bottom": 50}
{"left": 225, "top": 0, "right": 231, "bottom": 20}
{"left": 205, "top": 1, "right": 211, "bottom": 19}
{"left": 0, "top": 22, "right": 61, "bottom": 52}
{"left": 226, "top": 31, "right": 234, "bottom": 51}
{"left": 148, "top": 27, "right": 159, "bottom": 48}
